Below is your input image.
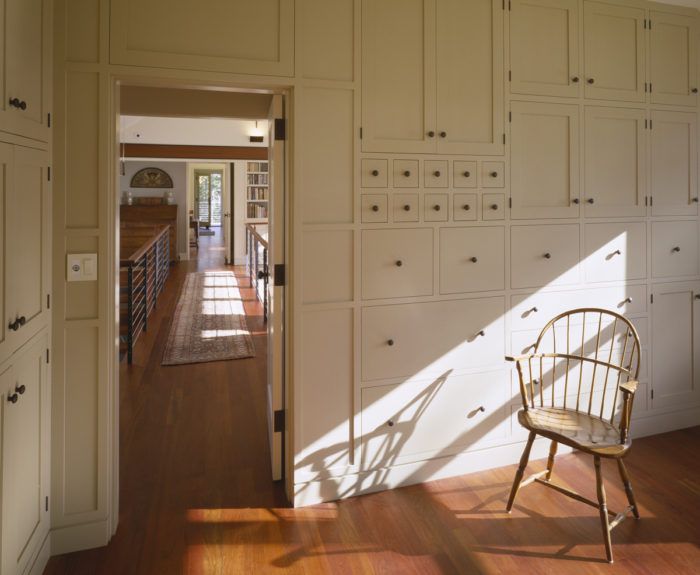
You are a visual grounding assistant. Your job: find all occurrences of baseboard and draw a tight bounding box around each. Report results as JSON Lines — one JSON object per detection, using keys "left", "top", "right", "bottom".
{"left": 234, "top": 256, "right": 246, "bottom": 265}
{"left": 179, "top": 251, "right": 188, "bottom": 262}
{"left": 28, "top": 532, "right": 51, "bottom": 575}
{"left": 293, "top": 407, "right": 700, "bottom": 507}
{"left": 50, "top": 518, "right": 112, "bottom": 556}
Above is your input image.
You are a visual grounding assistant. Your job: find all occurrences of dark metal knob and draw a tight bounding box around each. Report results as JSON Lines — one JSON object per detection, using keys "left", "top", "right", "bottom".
{"left": 693, "top": 88, "right": 698, "bottom": 93}
{"left": 572, "top": 76, "right": 580, "bottom": 83}
{"left": 587, "top": 198, "right": 594, "bottom": 204}
{"left": 8, "top": 318, "right": 19, "bottom": 331}
{"left": 695, "top": 294, "right": 700, "bottom": 300}
{"left": 463, "top": 171, "right": 471, "bottom": 177}
{"left": 387, "top": 339, "right": 394, "bottom": 346}
{"left": 477, "top": 406, "right": 486, "bottom": 413}
{"left": 572, "top": 198, "right": 580, "bottom": 204}
{"left": 529, "top": 306, "right": 538, "bottom": 313}
{"left": 8, "top": 393, "right": 18, "bottom": 404}
{"left": 490, "top": 204, "right": 498, "bottom": 210}
{"left": 470, "top": 257, "right": 478, "bottom": 263}
{"left": 387, "top": 420, "right": 395, "bottom": 427}
{"left": 439, "top": 131, "right": 447, "bottom": 138}
{"left": 463, "top": 204, "right": 471, "bottom": 211}
{"left": 433, "top": 204, "right": 441, "bottom": 211}
{"left": 672, "top": 246, "right": 681, "bottom": 253}
{"left": 18, "top": 316, "right": 26, "bottom": 326}
{"left": 403, "top": 204, "right": 411, "bottom": 211}
{"left": 19, "top": 100, "right": 26, "bottom": 110}
{"left": 693, "top": 197, "right": 698, "bottom": 203}
{"left": 533, "top": 379, "right": 540, "bottom": 386}
{"left": 15, "top": 385, "right": 26, "bottom": 395}
{"left": 371, "top": 169, "right": 379, "bottom": 177}
{"left": 623, "top": 297, "right": 633, "bottom": 304}
{"left": 371, "top": 204, "right": 379, "bottom": 212}
{"left": 587, "top": 78, "right": 595, "bottom": 84}
{"left": 433, "top": 171, "right": 441, "bottom": 177}
{"left": 395, "top": 260, "right": 403, "bottom": 267}
{"left": 427, "top": 131, "right": 435, "bottom": 138}
{"left": 403, "top": 170, "right": 411, "bottom": 177}
{"left": 475, "top": 330, "right": 485, "bottom": 337}
{"left": 490, "top": 171, "right": 498, "bottom": 178}
{"left": 9, "top": 97, "right": 21, "bottom": 108}
{"left": 257, "top": 270, "right": 267, "bottom": 280}
{"left": 543, "top": 253, "right": 551, "bottom": 259}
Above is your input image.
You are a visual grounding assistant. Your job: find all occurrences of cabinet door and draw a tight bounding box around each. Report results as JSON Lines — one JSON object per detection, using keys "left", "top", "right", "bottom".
{"left": 362, "top": 0, "right": 436, "bottom": 153}
{"left": 650, "top": 11, "right": 698, "bottom": 107}
{"left": 2, "top": 333, "right": 50, "bottom": 575}
{"left": 1, "top": 0, "right": 51, "bottom": 141}
{"left": 8, "top": 146, "right": 50, "bottom": 348}
{"left": 584, "top": 106, "right": 646, "bottom": 217}
{"left": 510, "top": 101, "right": 580, "bottom": 219}
{"left": 436, "top": 0, "right": 503, "bottom": 155}
{"left": 651, "top": 283, "right": 700, "bottom": 409}
{"left": 0, "top": 144, "right": 10, "bottom": 366}
{"left": 584, "top": 1, "right": 645, "bottom": 102}
{"left": 510, "top": 0, "right": 580, "bottom": 98}
{"left": 650, "top": 111, "right": 698, "bottom": 216}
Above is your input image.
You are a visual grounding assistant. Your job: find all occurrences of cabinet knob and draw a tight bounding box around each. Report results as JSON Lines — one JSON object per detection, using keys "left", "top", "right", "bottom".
{"left": 395, "top": 260, "right": 403, "bottom": 267}
{"left": 694, "top": 294, "right": 700, "bottom": 300}
{"left": 572, "top": 198, "right": 580, "bottom": 204}
{"left": 529, "top": 306, "right": 539, "bottom": 314}
{"left": 427, "top": 131, "right": 435, "bottom": 138}
{"left": 490, "top": 204, "right": 498, "bottom": 210}
{"left": 571, "top": 76, "right": 580, "bottom": 83}
{"left": 403, "top": 170, "right": 411, "bottom": 177}
{"left": 439, "top": 131, "right": 447, "bottom": 138}
{"left": 387, "top": 339, "right": 395, "bottom": 346}
{"left": 15, "top": 384, "right": 26, "bottom": 395}
{"left": 403, "top": 204, "right": 411, "bottom": 211}
{"left": 387, "top": 419, "right": 395, "bottom": 427}
{"left": 7, "top": 393, "right": 18, "bottom": 404}
{"left": 587, "top": 198, "right": 595, "bottom": 204}
{"left": 693, "top": 197, "right": 698, "bottom": 203}
{"left": 490, "top": 171, "right": 498, "bottom": 178}
{"left": 587, "top": 78, "right": 595, "bottom": 84}
{"left": 672, "top": 246, "right": 681, "bottom": 253}
{"left": 8, "top": 318, "right": 19, "bottom": 331}
{"left": 470, "top": 256, "right": 478, "bottom": 263}
{"left": 463, "top": 204, "right": 471, "bottom": 211}
{"left": 18, "top": 316, "right": 26, "bottom": 326}
{"left": 543, "top": 252, "right": 552, "bottom": 259}
{"left": 433, "top": 204, "right": 441, "bottom": 211}
{"left": 8, "top": 97, "right": 26, "bottom": 110}
{"left": 463, "top": 171, "right": 471, "bottom": 178}
{"left": 623, "top": 297, "right": 633, "bottom": 304}
{"left": 371, "top": 169, "right": 379, "bottom": 177}
{"left": 433, "top": 170, "right": 441, "bottom": 177}
{"left": 371, "top": 204, "right": 379, "bottom": 212}
{"left": 692, "top": 88, "right": 698, "bottom": 94}
{"left": 477, "top": 406, "right": 486, "bottom": 413}
{"left": 475, "top": 330, "right": 486, "bottom": 338}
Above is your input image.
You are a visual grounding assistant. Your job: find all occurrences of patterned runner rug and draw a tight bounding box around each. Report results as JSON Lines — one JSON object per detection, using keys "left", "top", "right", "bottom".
{"left": 162, "top": 271, "right": 255, "bottom": 365}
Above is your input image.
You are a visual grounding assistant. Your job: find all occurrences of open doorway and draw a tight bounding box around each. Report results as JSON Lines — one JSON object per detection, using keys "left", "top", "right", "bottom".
{"left": 114, "top": 85, "right": 290, "bottom": 536}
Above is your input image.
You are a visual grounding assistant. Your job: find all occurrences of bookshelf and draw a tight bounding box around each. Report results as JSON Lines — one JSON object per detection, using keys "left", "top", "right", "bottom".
{"left": 245, "top": 160, "right": 269, "bottom": 223}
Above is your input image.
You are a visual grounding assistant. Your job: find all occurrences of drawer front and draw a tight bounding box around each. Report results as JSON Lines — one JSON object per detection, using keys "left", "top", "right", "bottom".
{"left": 511, "top": 224, "right": 580, "bottom": 289}
{"left": 361, "top": 158, "right": 388, "bottom": 188}
{"left": 393, "top": 193, "right": 419, "bottom": 222}
{"left": 425, "top": 160, "right": 448, "bottom": 188}
{"left": 482, "top": 193, "right": 505, "bottom": 220}
{"left": 362, "top": 297, "right": 505, "bottom": 381}
{"left": 651, "top": 221, "right": 699, "bottom": 278}
{"left": 511, "top": 285, "right": 647, "bottom": 333}
{"left": 361, "top": 371, "right": 509, "bottom": 469}
{"left": 361, "top": 194, "right": 388, "bottom": 223}
{"left": 454, "top": 161, "right": 477, "bottom": 188}
{"left": 440, "top": 227, "right": 505, "bottom": 294}
{"left": 361, "top": 229, "right": 433, "bottom": 300}
{"left": 584, "top": 222, "right": 647, "bottom": 283}
{"left": 453, "top": 193, "right": 478, "bottom": 221}
{"left": 482, "top": 161, "right": 505, "bottom": 187}
{"left": 393, "top": 159, "right": 419, "bottom": 188}
{"left": 425, "top": 193, "right": 449, "bottom": 222}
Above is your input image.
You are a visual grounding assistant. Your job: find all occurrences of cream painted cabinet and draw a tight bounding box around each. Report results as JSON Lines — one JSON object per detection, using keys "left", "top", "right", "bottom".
{"left": 1, "top": 331, "right": 51, "bottom": 575}
{"left": 0, "top": 0, "right": 51, "bottom": 142}
{"left": 650, "top": 111, "right": 698, "bottom": 216}
{"left": 583, "top": 1, "right": 645, "bottom": 102}
{"left": 362, "top": 0, "right": 503, "bottom": 155}
{"left": 650, "top": 11, "right": 698, "bottom": 107}
{"left": 509, "top": 0, "right": 580, "bottom": 98}
{"left": 584, "top": 106, "right": 646, "bottom": 217}
{"left": 510, "top": 101, "right": 580, "bottom": 219}
{"left": 651, "top": 283, "right": 700, "bottom": 409}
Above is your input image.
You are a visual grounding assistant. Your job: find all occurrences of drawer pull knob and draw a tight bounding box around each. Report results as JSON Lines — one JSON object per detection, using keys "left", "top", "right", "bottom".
{"left": 533, "top": 379, "right": 540, "bottom": 386}
{"left": 693, "top": 197, "right": 699, "bottom": 203}
{"left": 587, "top": 78, "right": 595, "bottom": 84}
{"left": 613, "top": 249, "right": 622, "bottom": 256}
{"left": 15, "top": 385, "right": 26, "bottom": 395}
{"left": 572, "top": 76, "right": 580, "bottom": 83}
{"left": 387, "top": 420, "right": 395, "bottom": 427}
{"left": 543, "top": 252, "right": 552, "bottom": 259}
{"left": 490, "top": 204, "right": 498, "bottom": 210}
{"left": 371, "top": 169, "right": 379, "bottom": 177}
{"left": 463, "top": 171, "right": 471, "bottom": 178}
{"left": 439, "top": 131, "right": 447, "bottom": 138}
{"left": 490, "top": 171, "right": 498, "bottom": 178}
{"left": 672, "top": 246, "right": 681, "bottom": 253}
{"left": 427, "top": 131, "right": 435, "bottom": 138}
{"left": 470, "top": 256, "right": 478, "bottom": 263}
{"left": 8, "top": 318, "right": 20, "bottom": 331}
{"left": 478, "top": 406, "right": 486, "bottom": 413}
{"left": 9, "top": 97, "right": 26, "bottom": 110}
{"left": 433, "top": 204, "right": 441, "bottom": 211}
{"left": 693, "top": 88, "right": 698, "bottom": 94}
{"left": 529, "top": 306, "right": 539, "bottom": 314}
{"left": 463, "top": 204, "right": 471, "bottom": 211}
{"left": 572, "top": 198, "right": 580, "bottom": 204}
{"left": 694, "top": 294, "right": 700, "bottom": 300}
{"left": 403, "top": 204, "right": 411, "bottom": 211}
{"left": 7, "top": 393, "right": 18, "bottom": 404}
{"left": 475, "top": 330, "right": 485, "bottom": 338}
{"left": 387, "top": 339, "right": 394, "bottom": 346}
{"left": 433, "top": 170, "right": 441, "bottom": 177}
{"left": 403, "top": 170, "right": 411, "bottom": 177}
{"left": 371, "top": 204, "right": 379, "bottom": 212}
{"left": 623, "top": 297, "right": 633, "bottom": 304}
{"left": 395, "top": 260, "right": 403, "bottom": 267}
{"left": 587, "top": 198, "right": 595, "bottom": 204}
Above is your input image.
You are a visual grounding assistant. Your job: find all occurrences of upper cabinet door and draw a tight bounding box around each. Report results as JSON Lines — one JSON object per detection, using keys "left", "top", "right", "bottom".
{"left": 651, "top": 110, "right": 698, "bottom": 216}
{"left": 584, "top": 106, "right": 646, "bottom": 218}
{"left": 510, "top": 0, "right": 580, "bottom": 98}
{"left": 650, "top": 11, "right": 698, "bottom": 107}
{"left": 362, "top": 0, "right": 436, "bottom": 153}
{"left": 584, "top": 1, "right": 645, "bottom": 102}
{"left": 510, "top": 101, "right": 580, "bottom": 220}
{"left": 0, "top": 144, "right": 10, "bottom": 366}
{"left": 436, "top": 0, "right": 503, "bottom": 155}
{"left": 1, "top": 0, "right": 51, "bottom": 142}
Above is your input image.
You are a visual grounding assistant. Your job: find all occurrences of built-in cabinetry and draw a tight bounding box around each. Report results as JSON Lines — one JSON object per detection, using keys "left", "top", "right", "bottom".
{"left": 246, "top": 160, "right": 268, "bottom": 223}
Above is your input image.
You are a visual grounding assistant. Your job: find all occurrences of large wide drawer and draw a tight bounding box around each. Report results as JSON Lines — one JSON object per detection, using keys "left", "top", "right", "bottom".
{"left": 362, "top": 297, "right": 505, "bottom": 382}
{"left": 362, "top": 228, "right": 433, "bottom": 300}
{"left": 651, "top": 221, "right": 699, "bottom": 278}
{"left": 440, "top": 227, "right": 505, "bottom": 294}
{"left": 584, "top": 222, "right": 646, "bottom": 283}
{"left": 511, "top": 224, "right": 580, "bottom": 289}
{"left": 361, "top": 370, "right": 509, "bottom": 469}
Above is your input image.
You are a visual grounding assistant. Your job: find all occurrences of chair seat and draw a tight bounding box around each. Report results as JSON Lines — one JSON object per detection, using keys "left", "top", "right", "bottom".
{"left": 518, "top": 407, "right": 631, "bottom": 457}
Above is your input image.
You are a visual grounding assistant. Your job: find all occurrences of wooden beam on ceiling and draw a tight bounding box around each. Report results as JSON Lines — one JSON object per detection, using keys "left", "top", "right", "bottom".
{"left": 123, "top": 143, "right": 267, "bottom": 160}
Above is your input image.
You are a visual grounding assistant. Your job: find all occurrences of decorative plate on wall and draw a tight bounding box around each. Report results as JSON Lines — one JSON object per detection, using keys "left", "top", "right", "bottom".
{"left": 130, "top": 167, "right": 174, "bottom": 188}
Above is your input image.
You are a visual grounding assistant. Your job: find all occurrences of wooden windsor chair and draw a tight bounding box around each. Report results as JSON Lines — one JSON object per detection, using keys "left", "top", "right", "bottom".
{"left": 505, "top": 308, "right": 641, "bottom": 563}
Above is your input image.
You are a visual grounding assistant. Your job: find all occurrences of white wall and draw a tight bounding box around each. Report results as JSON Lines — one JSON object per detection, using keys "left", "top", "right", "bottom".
{"left": 121, "top": 116, "right": 268, "bottom": 146}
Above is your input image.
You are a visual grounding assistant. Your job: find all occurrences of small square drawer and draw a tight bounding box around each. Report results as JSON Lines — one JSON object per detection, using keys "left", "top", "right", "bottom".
{"left": 393, "top": 159, "right": 419, "bottom": 188}
{"left": 482, "top": 193, "right": 505, "bottom": 220}
{"left": 361, "top": 194, "right": 388, "bottom": 223}
{"left": 453, "top": 193, "right": 478, "bottom": 221}
{"left": 652, "top": 221, "right": 699, "bottom": 278}
{"left": 361, "top": 159, "right": 388, "bottom": 188}
{"left": 482, "top": 161, "right": 505, "bottom": 188}
{"left": 425, "top": 160, "right": 448, "bottom": 188}
{"left": 393, "top": 193, "right": 419, "bottom": 222}
{"left": 425, "top": 193, "right": 449, "bottom": 222}
{"left": 511, "top": 224, "right": 580, "bottom": 289}
{"left": 454, "top": 161, "right": 477, "bottom": 188}
{"left": 440, "top": 227, "right": 505, "bottom": 294}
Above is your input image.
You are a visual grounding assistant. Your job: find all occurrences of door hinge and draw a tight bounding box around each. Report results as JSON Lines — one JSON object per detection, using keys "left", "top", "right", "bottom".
{"left": 274, "top": 118, "right": 286, "bottom": 141}
{"left": 503, "top": 133, "right": 506, "bottom": 145}
{"left": 273, "top": 409, "right": 285, "bottom": 433}
{"left": 645, "top": 196, "right": 648, "bottom": 206}
{"left": 649, "top": 83, "right": 653, "bottom": 93}
{"left": 650, "top": 294, "right": 654, "bottom": 304}
{"left": 649, "top": 19, "right": 652, "bottom": 30}
{"left": 46, "top": 348, "right": 50, "bottom": 363}
{"left": 47, "top": 113, "right": 51, "bottom": 128}
{"left": 508, "top": 70, "right": 512, "bottom": 82}
{"left": 644, "top": 82, "right": 647, "bottom": 93}
{"left": 47, "top": 294, "right": 50, "bottom": 309}
{"left": 47, "top": 166, "right": 51, "bottom": 181}
{"left": 45, "top": 496, "right": 49, "bottom": 512}
{"left": 360, "top": 126, "right": 363, "bottom": 139}
{"left": 645, "top": 118, "right": 648, "bottom": 129}
{"left": 651, "top": 389, "right": 654, "bottom": 400}
{"left": 650, "top": 195, "right": 653, "bottom": 206}
{"left": 274, "top": 263, "right": 285, "bottom": 287}
{"left": 509, "top": 111, "right": 512, "bottom": 122}
{"left": 644, "top": 19, "right": 647, "bottom": 29}
{"left": 649, "top": 119, "right": 653, "bottom": 130}
{"left": 509, "top": 0, "right": 511, "bottom": 10}
{"left": 509, "top": 197, "right": 512, "bottom": 208}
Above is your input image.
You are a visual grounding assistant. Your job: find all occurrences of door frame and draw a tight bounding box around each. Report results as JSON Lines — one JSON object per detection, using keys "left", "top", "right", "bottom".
{"left": 108, "top": 76, "right": 294, "bottom": 532}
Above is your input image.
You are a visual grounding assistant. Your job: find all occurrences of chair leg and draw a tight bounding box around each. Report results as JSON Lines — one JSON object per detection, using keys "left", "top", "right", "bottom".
{"left": 594, "top": 456, "right": 614, "bottom": 563}
{"left": 506, "top": 431, "right": 536, "bottom": 513}
{"left": 617, "top": 458, "right": 640, "bottom": 519}
{"left": 545, "top": 440, "right": 558, "bottom": 480}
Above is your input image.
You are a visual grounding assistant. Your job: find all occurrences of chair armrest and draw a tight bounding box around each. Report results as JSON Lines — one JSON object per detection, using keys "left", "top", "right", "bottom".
{"left": 619, "top": 380, "right": 638, "bottom": 396}
{"left": 505, "top": 353, "right": 543, "bottom": 363}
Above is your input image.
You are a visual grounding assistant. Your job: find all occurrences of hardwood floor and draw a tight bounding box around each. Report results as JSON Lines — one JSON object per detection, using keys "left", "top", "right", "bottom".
{"left": 45, "top": 231, "right": 700, "bottom": 574}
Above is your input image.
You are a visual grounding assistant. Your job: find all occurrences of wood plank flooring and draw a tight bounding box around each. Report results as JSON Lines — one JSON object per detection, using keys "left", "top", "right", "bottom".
{"left": 45, "top": 231, "right": 700, "bottom": 574}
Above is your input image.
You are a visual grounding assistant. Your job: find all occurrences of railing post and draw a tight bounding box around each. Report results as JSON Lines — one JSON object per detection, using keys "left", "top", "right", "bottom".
{"left": 143, "top": 254, "right": 149, "bottom": 332}
{"left": 127, "top": 265, "right": 134, "bottom": 364}
{"left": 263, "top": 247, "right": 268, "bottom": 323}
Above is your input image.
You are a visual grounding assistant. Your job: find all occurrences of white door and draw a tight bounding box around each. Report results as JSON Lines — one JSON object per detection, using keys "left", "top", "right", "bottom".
{"left": 266, "top": 95, "right": 286, "bottom": 486}
{"left": 222, "top": 163, "right": 232, "bottom": 264}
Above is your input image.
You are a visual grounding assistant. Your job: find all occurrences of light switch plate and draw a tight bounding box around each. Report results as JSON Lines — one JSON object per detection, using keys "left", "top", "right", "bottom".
{"left": 67, "top": 253, "right": 98, "bottom": 282}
